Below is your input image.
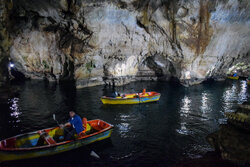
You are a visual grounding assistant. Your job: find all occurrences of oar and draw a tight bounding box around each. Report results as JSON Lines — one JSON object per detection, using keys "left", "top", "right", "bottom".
{"left": 90, "top": 150, "right": 100, "bottom": 159}
{"left": 53, "top": 114, "right": 60, "bottom": 125}
{"left": 53, "top": 114, "right": 75, "bottom": 140}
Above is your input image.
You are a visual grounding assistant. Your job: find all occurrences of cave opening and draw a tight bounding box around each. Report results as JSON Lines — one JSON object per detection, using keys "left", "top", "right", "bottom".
{"left": 9, "top": 63, "right": 26, "bottom": 83}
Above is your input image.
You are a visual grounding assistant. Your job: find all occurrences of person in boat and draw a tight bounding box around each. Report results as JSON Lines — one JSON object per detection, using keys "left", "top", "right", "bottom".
{"left": 111, "top": 91, "right": 118, "bottom": 97}
{"left": 232, "top": 73, "right": 237, "bottom": 77}
{"left": 112, "top": 91, "right": 120, "bottom": 98}
{"left": 117, "top": 93, "right": 125, "bottom": 98}
{"left": 60, "top": 111, "right": 84, "bottom": 140}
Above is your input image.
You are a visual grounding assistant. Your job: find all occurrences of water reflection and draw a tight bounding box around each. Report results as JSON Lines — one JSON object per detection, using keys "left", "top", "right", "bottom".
{"left": 8, "top": 97, "right": 21, "bottom": 120}
{"left": 180, "top": 96, "right": 191, "bottom": 115}
{"left": 223, "top": 83, "right": 237, "bottom": 112}
{"left": 116, "top": 113, "right": 131, "bottom": 138}
{"left": 117, "top": 123, "right": 130, "bottom": 137}
{"left": 0, "top": 80, "right": 249, "bottom": 167}
{"left": 222, "top": 81, "right": 248, "bottom": 112}
{"left": 176, "top": 122, "right": 189, "bottom": 135}
{"left": 177, "top": 96, "right": 192, "bottom": 135}
{"left": 238, "top": 80, "right": 247, "bottom": 103}
{"left": 119, "top": 114, "right": 130, "bottom": 121}
{"left": 200, "top": 93, "right": 208, "bottom": 113}
{"left": 7, "top": 97, "right": 22, "bottom": 128}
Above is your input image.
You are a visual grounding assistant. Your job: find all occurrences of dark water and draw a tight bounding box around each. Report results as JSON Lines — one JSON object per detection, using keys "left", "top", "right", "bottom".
{"left": 0, "top": 80, "right": 249, "bottom": 167}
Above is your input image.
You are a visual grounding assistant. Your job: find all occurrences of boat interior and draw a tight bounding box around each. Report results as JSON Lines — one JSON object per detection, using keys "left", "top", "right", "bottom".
{"left": 0, "top": 119, "right": 111, "bottom": 149}
{"left": 111, "top": 91, "right": 160, "bottom": 99}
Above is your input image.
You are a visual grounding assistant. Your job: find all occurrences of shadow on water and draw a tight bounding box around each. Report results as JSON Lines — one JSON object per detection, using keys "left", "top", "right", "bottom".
{"left": 0, "top": 79, "right": 249, "bottom": 167}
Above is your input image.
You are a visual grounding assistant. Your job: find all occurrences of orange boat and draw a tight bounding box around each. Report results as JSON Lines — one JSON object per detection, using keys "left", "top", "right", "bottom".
{"left": 0, "top": 119, "right": 113, "bottom": 162}
{"left": 101, "top": 89, "right": 161, "bottom": 104}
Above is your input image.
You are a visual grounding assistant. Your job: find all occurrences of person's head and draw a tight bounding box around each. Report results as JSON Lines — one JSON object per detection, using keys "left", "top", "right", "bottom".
{"left": 69, "top": 111, "right": 75, "bottom": 118}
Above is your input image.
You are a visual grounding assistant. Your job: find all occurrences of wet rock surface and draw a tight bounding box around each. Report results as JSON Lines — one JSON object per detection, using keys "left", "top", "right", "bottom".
{"left": 226, "top": 104, "right": 250, "bottom": 131}
{"left": 207, "top": 103, "right": 250, "bottom": 165}
{"left": 0, "top": 0, "right": 249, "bottom": 87}
{"left": 0, "top": 0, "right": 13, "bottom": 86}
{"left": 175, "top": 151, "right": 240, "bottom": 167}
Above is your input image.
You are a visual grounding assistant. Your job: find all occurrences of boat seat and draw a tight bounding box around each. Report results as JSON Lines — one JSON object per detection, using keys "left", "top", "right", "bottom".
{"left": 38, "top": 131, "right": 56, "bottom": 145}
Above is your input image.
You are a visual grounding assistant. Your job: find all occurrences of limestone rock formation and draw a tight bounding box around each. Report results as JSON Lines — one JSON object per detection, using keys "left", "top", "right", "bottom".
{"left": 1, "top": 0, "right": 250, "bottom": 87}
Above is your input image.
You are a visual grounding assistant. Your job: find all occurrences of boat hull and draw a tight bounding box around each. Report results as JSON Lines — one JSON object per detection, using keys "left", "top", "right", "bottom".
{"left": 227, "top": 76, "right": 239, "bottom": 80}
{"left": 0, "top": 120, "right": 113, "bottom": 162}
{"left": 101, "top": 94, "right": 160, "bottom": 104}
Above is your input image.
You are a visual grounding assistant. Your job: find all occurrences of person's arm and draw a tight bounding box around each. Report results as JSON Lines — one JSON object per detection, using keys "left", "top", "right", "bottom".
{"left": 64, "top": 122, "right": 71, "bottom": 127}
{"left": 60, "top": 122, "right": 71, "bottom": 128}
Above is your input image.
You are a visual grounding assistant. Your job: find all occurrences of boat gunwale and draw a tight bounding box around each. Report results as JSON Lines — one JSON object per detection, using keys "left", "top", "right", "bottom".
{"left": 101, "top": 92, "right": 161, "bottom": 100}
{"left": 227, "top": 76, "right": 239, "bottom": 79}
{"left": 0, "top": 119, "right": 113, "bottom": 151}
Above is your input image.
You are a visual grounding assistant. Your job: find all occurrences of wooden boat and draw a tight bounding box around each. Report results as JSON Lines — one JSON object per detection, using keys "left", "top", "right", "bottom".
{"left": 0, "top": 119, "right": 113, "bottom": 162}
{"left": 101, "top": 90, "right": 161, "bottom": 104}
{"left": 227, "top": 76, "right": 239, "bottom": 80}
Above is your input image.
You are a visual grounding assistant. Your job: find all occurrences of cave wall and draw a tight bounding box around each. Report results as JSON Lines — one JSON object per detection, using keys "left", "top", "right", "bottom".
{"left": 1, "top": 0, "right": 250, "bottom": 87}
{"left": 0, "top": 0, "right": 13, "bottom": 86}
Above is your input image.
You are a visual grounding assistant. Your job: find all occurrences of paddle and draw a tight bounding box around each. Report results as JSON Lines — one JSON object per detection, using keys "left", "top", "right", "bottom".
{"left": 90, "top": 150, "right": 100, "bottom": 159}
{"left": 53, "top": 114, "right": 60, "bottom": 125}
{"left": 53, "top": 114, "right": 75, "bottom": 140}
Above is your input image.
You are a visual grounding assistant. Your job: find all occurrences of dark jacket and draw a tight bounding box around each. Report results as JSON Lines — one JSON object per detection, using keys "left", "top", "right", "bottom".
{"left": 68, "top": 114, "right": 84, "bottom": 134}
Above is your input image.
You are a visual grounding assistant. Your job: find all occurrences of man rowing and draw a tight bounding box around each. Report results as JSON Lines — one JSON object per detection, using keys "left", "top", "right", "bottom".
{"left": 60, "top": 111, "right": 84, "bottom": 140}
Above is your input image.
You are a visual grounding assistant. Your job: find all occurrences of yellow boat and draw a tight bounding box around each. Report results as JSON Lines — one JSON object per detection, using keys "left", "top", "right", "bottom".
{"left": 101, "top": 89, "right": 161, "bottom": 104}
{"left": 227, "top": 76, "right": 239, "bottom": 80}
{"left": 0, "top": 119, "right": 113, "bottom": 162}
{"left": 247, "top": 79, "right": 250, "bottom": 85}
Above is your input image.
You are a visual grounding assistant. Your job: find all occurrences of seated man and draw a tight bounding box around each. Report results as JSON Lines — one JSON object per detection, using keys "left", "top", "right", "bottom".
{"left": 60, "top": 111, "right": 84, "bottom": 140}
{"left": 114, "top": 91, "right": 118, "bottom": 97}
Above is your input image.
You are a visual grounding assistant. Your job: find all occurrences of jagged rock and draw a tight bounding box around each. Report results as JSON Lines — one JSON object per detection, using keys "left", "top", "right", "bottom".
{"left": 59, "top": 0, "right": 68, "bottom": 12}
{"left": 225, "top": 104, "right": 250, "bottom": 131}
{"left": 177, "top": 6, "right": 188, "bottom": 18}
{"left": 207, "top": 103, "right": 250, "bottom": 165}
{"left": 207, "top": 125, "right": 250, "bottom": 165}
{"left": 71, "top": 19, "right": 78, "bottom": 30}
{"left": 10, "top": 31, "right": 67, "bottom": 81}
{"left": 0, "top": 0, "right": 249, "bottom": 87}
{"left": 0, "top": 0, "right": 13, "bottom": 86}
